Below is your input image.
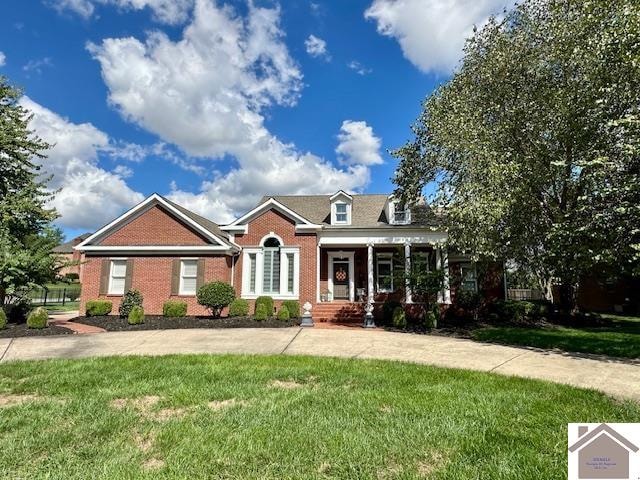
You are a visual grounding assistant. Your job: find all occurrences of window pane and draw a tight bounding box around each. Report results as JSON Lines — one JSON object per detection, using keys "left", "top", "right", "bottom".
{"left": 249, "top": 254, "right": 256, "bottom": 293}
{"left": 263, "top": 250, "right": 280, "bottom": 293}
{"left": 336, "top": 204, "right": 347, "bottom": 213}
{"left": 272, "top": 252, "right": 280, "bottom": 293}
{"left": 263, "top": 251, "right": 272, "bottom": 292}
{"left": 111, "top": 260, "right": 127, "bottom": 277}
{"left": 287, "top": 253, "right": 294, "bottom": 294}
{"left": 378, "top": 262, "right": 391, "bottom": 276}
{"left": 182, "top": 277, "right": 197, "bottom": 294}
{"left": 110, "top": 276, "right": 126, "bottom": 294}
{"left": 336, "top": 213, "right": 347, "bottom": 222}
{"left": 182, "top": 260, "right": 197, "bottom": 277}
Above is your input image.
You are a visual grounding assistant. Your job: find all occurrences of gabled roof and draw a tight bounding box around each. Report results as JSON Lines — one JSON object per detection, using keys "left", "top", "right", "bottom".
{"left": 569, "top": 424, "right": 639, "bottom": 453}
{"left": 221, "top": 197, "right": 322, "bottom": 232}
{"left": 76, "top": 194, "right": 237, "bottom": 252}
{"left": 53, "top": 233, "right": 92, "bottom": 253}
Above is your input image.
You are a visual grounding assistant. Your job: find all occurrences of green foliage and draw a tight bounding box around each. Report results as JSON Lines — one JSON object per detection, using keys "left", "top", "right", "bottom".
{"left": 196, "top": 282, "right": 235, "bottom": 318}
{"left": 254, "top": 304, "right": 268, "bottom": 321}
{"left": 228, "top": 298, "right": 249, "bottom": 317}
{"left": 0, "top": 308, "right": 6, "bottom": 329}
{"left": 63, "top": 273, "right": 79, "bottom": 283}
{"left": 4, "top": 300, "right": 31, "bottom": 323}
{"left": 65, "top": 286, "right": 81, "bottom": 302}
{"left": 0, "top": 77, "right": 60, "bottom": 308}
{"left": 393, "top": 0, "right": 640, "bottom": 309}
{"left": 490, "top": 300, "right": 549, "bottom": 324}
{"left": 163, "top": 301, "right": 187, "bottom": 317}
{"left": 392, "top": 306, "right": 407, "bottom": 329}
{"left": 86, "top": 300, "right": 112, "bottom": 317}
{"left": 281, "top": 300, "right": 300, "bottom": 318}
{"left": 277, "top": 306, "right": 290, "bottom": 321}
{"left": 127, "top": 305, "right": 144, "bottom": 325}
{"left": 254, "top": 296, "right": 274, "bottom": 317}
{"left": 27, "top": 306, "right": 47, "bottom": 329}
{"left": 118, "top": 289, "right": 143, "bottom": 318}
{"left": 382, "top": 300, "right": 402, "bottom": 323}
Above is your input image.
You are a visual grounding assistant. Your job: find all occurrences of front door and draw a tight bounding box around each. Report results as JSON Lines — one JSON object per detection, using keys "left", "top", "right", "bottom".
{"left": 332, "top": 260, "right": 350, "bottom": 300}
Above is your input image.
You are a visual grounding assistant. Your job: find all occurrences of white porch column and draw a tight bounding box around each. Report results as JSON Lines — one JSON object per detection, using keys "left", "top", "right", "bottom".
{"left": 436, "top": 246, "right": 443, "bottom": 303}
{"left": 436, "top": 246, "right": 451, "bottom": 304}
{"left": 316, "top": 244, "right": 320, "bottom": 303}
{"left": 367, "top": 243, "right": 374, "bottom": 302}
{"left": 404, "top": 242, "right": 412, "bottom": 303}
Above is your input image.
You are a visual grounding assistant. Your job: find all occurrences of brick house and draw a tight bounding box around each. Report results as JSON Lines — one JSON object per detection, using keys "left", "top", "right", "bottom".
{"left": 76, "top": 192, "right": 504, "bottom": 321}
{"left": 52, "top": 233, "right": 91, "bottom": 279}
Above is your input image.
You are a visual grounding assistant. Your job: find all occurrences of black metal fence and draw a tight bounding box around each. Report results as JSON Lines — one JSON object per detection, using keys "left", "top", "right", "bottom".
{"left": 29, "top": 286, "right": 81, "bottom": 306}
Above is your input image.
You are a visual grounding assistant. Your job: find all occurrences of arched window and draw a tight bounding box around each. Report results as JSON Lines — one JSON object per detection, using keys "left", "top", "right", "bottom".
{"left": 262, "top": 237, "right": 281, "bottom": 294}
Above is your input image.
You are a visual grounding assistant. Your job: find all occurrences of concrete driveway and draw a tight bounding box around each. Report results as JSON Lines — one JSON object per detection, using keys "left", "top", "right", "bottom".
{"left": 0, "top": 327, "right": 638, "bottom": 401}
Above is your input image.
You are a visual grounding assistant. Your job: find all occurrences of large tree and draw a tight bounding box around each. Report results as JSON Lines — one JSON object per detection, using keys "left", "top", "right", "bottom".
{"left": 0, "top": 76, "right": 61, "bottom": 306}
{"left": 393, "top": 0, "right": 640, "bottom": 309}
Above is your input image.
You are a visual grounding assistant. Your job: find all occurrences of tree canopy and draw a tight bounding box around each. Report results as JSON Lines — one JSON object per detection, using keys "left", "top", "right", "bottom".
{"left": 393, "top": 0, "right": 640, "bottom": 307}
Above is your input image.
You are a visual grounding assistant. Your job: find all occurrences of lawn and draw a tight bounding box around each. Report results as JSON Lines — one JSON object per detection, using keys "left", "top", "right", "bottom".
{"left": 39, "top": 302, "right": 80, "bottom": 313}
{"left": 471, "top": 314, "right": 640, "bottom": 359}
{"left": 1, "top": 355, "right": 639, "bottom": 479}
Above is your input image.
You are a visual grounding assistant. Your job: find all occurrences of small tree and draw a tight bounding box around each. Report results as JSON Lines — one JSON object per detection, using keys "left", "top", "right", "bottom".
{"left": 119, "top": 289, "right": 143, "bottom": 318}
{"left": 196, "top": 282, "right": 235, "bottom": 318}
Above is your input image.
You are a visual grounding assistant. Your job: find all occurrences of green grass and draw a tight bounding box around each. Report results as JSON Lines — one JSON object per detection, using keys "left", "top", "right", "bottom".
{"left": 38, "top": 302, "right": 80, "bottom": 313}
{"left": 0, "top": 355, "right": 638, "bottom": 479}
{"left": 472, "top": 314, "right": 640, "bottom": 358}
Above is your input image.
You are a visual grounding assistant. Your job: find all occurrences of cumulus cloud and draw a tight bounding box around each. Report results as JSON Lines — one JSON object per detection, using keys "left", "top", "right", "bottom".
{"left": 19, "top": 96, "right": 144, "bottom": 230}
{"left": 0, "top": 51, "right": 6, "bottom": 66}
{"left": 347, "top": 60, "right": 372, "bottom": 75}
{"left": 48, "top": 0, "right": 193, "bottom": 24}
{"left": 88, "top": 0, "right": 375, "bottom": 223}
{"left": 304, "top": 34, "right": 330, "bottom": 60}
{"left": 365, "top": 0, "right": 514, "bottom": 73}
{"left": 336, "top": 120, "right": 383, "bottom": 166}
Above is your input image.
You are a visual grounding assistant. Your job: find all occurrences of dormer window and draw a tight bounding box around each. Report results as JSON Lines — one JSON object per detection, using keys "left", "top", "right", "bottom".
{"left": 389, "top": 200, "right": 411, "bottom": 225}
{"left": 330, "top": 190, "right": 353, "bottom": 225}
{"left": 335, "top": 203, "right": 348, "bottom": 223}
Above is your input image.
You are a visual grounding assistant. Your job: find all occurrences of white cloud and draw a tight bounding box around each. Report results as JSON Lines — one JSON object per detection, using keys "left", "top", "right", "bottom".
{"left": 347, "top": 60, "right": 372, "bottom": 75}
{"left": 365, "top": 0, "right": 514, "bottom": 73}
{"left": 304, "top": 34, "right": 330, "bottom": 60}
{"left": 113, "top": 164, "right": 134, "bottom": 178}
{"left": 48, "top": 0, "right": 193, "bottom": 24}
{"left": 336, "top": 120, "right": 383, "bottom": 166}
{"left": 19, "top": 96, "right": 144, "bottom": 230}
{"left": 23, "top": 57, "right": 53, "bottom": 75}
{"left": 89, "top": 0, "right": 375, "bottom": 223}
{"left": 0, "top": 51, "right": 6, "bottom": 67}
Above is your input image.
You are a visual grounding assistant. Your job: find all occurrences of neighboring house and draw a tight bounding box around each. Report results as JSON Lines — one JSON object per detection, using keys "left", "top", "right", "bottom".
{"left": 53, "top": 233, "right": 91, "bottom": 279}
{"left": 75, "top": 192, "right": 504, "bottom": 321}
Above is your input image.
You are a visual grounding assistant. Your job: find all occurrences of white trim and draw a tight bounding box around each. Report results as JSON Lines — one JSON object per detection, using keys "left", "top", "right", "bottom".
{"left": 316, "top": 244, "right": 321, "bottom": 303}
{"left": 318, "top": 230, "right": 447, "bottom": 246}
{"left": 329, "top": 190, "right": 353, "bottom": 201}
{"left": 375, "top": 252, "right": 394, "bottom": 293}
{"left": 331, "top": 201, "right": 351, "bottom": 226}
{"left": 178, "top": 258, "right": 198, "bottom": 296}
{"left": 327, "top": 251, "right": 355, "bottom": 302}
{"left": 240, "top": 244, "right": 301, "bottom": 299}
{"left": 108, "top": 259, "right": 127, "bottom": 295}
{"left": 259, "top": 232, "right": 284, "bottom": 247}
{"left": 80, "top": 245, "right": 231, "bottom": 252}
{"left": 223, "top": 197, "right": 318, "bottom": 229}
{"left": 75, "top": 194, "right": 234, "bottom": 251}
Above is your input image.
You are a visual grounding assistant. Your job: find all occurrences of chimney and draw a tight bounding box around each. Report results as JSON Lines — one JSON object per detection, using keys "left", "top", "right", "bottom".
{"left": 578, "top": 426, "right": 589, "bottom": 437}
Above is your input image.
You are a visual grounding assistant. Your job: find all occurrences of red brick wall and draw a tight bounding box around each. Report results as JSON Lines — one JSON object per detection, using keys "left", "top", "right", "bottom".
{"left": 79, "top": 255, "right": 232, "bottom": 315}
{"left": 232, "top": 209, "right": 317, "bottom": 311}
{"left": 99, "top": 205, "right": 209, "bottom": 246}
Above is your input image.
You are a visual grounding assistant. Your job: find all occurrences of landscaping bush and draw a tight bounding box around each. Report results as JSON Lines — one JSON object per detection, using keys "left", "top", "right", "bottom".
{"left": 382, "top": 299, "right": 402, "bottom": 324}
{"left": 27, "top": 307, "right": 48, "bottom": 329}
{"left": 0, "top": 309, "right": 6, "bottom": 330}
{"left": 277, "top": 306, "right": 290, "bottom": 321}
{"left": 228, "top": 299, "right": 249, "bottom": 317}
{"left": 424, "top": 309, "right": 438, "bottom": 329}
{"left": 255, "top": 304, "right": 268, "bottom": 321}
{"left": 128, "top": 305, "right": 145, "bottom": 325}
{"left": 489, "top": 300, "right": 549, "bottom": 324}
{"left": 163, "top": 301, "right": 187, "bottom": 317}
{"left": 282, "top": 300, "right": 300, "bottom": 318}
{"left": 64, "top": 273, "right": 80, "bottom": 282}
{"left": 86, "top": 300, "right": 112, "bottom": 316}
{"left": 119, "top": 289, "right": 143, "bottom": 318}
{"left": 455, "top": 291, "right": 483, "bottom": 321}
{"left": 197, "top": 282, "right": 235, "bottom": 318}
{"left": 392, "top": 306, "right": 407, "bottom": 329}
{"left": 66, "top": 286, "right": 81, "bottom": 302}
{"left": 255, "top": 296, "right": 274, "bottom": 317}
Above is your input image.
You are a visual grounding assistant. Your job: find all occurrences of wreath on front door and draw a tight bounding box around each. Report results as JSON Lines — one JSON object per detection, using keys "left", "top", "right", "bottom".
{"left": 335, "top": 268, "right": 347, "bottom": 282}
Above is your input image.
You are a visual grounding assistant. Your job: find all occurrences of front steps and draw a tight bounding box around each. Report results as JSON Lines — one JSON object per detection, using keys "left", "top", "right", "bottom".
{"left": 314, "top": 301, "right": 365, "bottom": 323}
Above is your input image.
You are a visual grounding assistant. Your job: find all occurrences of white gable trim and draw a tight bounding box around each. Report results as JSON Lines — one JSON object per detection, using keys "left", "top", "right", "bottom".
{"left": 221, "top": 197, "right": 321, "bottom": 230}
{"left": 75, "top": 194, "right": 232, "bottom": 251}
{"left": 329, "top": 190, "right": 353, "bottom": 201}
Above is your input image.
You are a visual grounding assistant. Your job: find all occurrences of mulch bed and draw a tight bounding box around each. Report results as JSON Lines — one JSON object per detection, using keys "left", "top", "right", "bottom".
{"left": 0, "top": 322, "right": 74, "bottom": 338}
{"left": 73, "top": 315, "right": 299, "bottom": 331}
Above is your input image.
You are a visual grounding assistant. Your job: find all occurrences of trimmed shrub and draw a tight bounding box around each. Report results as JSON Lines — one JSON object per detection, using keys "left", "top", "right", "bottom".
{"left": 128, "top": 305, "right": 145, "bottom": 325}
{"left": 255, "top": 304, "right": 268, "bottom": 321}
{"left": 255, "top": 296, "right": 274, "bottom": 317}
{"left": 27, "top": 307, "right": 48, "bottom": 329}
{"left": 228, "top": 299, "right": 249, "bottom": 317}
{"left": 0, "top": 309, "right": 6, "bottom": 330}
{"left": 197, "top": 282, "right": 235, "bottom": 318}
{"left": 163, "top": 301, "right": 187, "bottom": 317}
{"left": 392, "top": 306, "right": 407, "bottom": 329}
{"left": 86, "top": 300, "right": 112, "bottom": 317}
{"left": 383, "top": 299, "right": 402, "bottom": 323}
{"left": 282, "top": 300, "right": 300, "bottom": 318}
{"left": 489, "top": 300, "right": 549, "bottom": 324}
{"left": 277, "top": 306, "right": 290, "bottom": 321}
{"left": 119, "top": 289, "right": 143, "bottom": 318}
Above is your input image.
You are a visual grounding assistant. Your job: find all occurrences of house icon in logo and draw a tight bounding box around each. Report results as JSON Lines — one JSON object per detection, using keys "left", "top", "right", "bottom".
{"left": 569, "top": 424, "right": 639, "bottom": 479}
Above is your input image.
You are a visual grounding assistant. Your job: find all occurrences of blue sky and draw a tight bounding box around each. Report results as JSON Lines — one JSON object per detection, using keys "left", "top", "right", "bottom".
{"left": 0, "top": 0, "right": 512, "bottom": 239}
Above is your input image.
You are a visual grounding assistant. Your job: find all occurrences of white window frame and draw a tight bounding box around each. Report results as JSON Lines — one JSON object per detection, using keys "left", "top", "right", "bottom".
{"left": 108, "top": 258, "right": 127, "bottom": 295}
{"left": 390, "top": 201, "right": 411, "bottom": 225}
{"left": 179, "top": 258, "right": 198, "bottom": 296}
{"left": 376, "top": 253, "right": 394, "bottom": 293}
{"left": 460, "top": 262, "right": 478, "bottom": 293}
{"left": 331, "top": 200, "right": 351, "bottom": 225}
{"left": 241, "top": 243, "right": 300, "bottom": 300}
